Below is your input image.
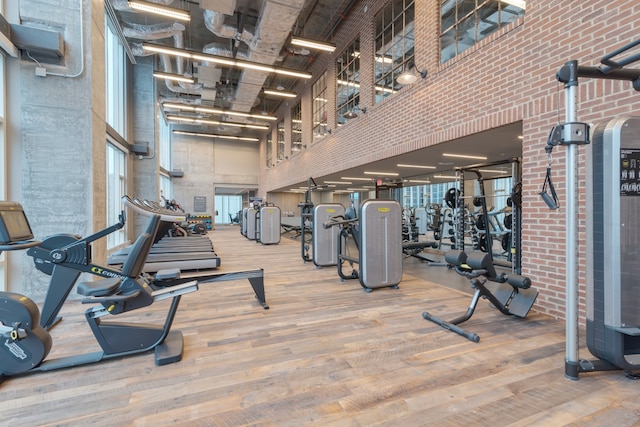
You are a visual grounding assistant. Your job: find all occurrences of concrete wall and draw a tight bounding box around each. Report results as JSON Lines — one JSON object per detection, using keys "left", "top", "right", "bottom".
{"left": 6, "top": 0, "right": 106, "bottom": 299}
{"left": 171, "top": 134, "right": 259, "bottom": 217}
{"left": 258, "top": 0, "right": 640, "bottom": 321}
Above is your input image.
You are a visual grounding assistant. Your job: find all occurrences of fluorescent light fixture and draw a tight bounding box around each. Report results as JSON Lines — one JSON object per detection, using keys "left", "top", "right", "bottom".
{"left": 263, "top": 89, "right": 297, "bottom": 98}
{"left": 290, "top": 36, "right": 336, "bottom": 53}
{"left": 172, "top": 130, "right": 259, "bottom": 142}
{"left": 407, "top": 179, "right": 431, "bottom": 183}
{"left": 162, "top": 102, "right": 277, "bottom": 121}
{"left": 397, "top": 164, "right": 436, "bottom": 169}
{"left": 433, "top": 174, "right": 457, "bottom": 179}
{"left": 442, "top": 153, "right": 488, "bottom": 160}
{"left": 324, "top": 181, "right": 352, "bottom": 185}
{"left": 142, "top": 43, "right": 312, "bottom": 79}
{"left": 341, "top": 177, "right": 372, "bottom": 181}
{"left": 129, "top": 0, "right": 191, "bottom": 21}
{"left": 166, "top": 115, "right": 269, "bottom": 130}
{"left": 477, "top": 169, "right": 509, "bottom": 174}
{"left": 364, "top": 171, "right": 399, "bottom": 176}
{"left": 153, "top": 71, "right": 194, "bottom": 84}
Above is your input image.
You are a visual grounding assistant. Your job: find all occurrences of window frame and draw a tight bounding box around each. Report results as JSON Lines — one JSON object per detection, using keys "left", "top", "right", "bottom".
{"left": 374, "top": 0, "right": 416, "bottom": 104}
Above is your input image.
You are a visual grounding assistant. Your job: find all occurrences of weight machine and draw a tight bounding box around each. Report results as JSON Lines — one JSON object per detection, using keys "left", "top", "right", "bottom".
{"left": 542, "top": 38, "right": 640, "bottom": 379}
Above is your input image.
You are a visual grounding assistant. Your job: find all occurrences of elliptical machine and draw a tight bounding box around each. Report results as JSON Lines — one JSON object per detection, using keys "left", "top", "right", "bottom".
{"left": 0, "top": 201, "right": 197, "bottom": 380}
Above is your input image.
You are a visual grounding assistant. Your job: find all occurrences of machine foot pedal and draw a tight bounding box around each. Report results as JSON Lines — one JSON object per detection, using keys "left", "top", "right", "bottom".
{"left": 508, "top": 288, "right": 538, "bottom": 318}
{"left": 155, "top": 330, "right": 184, "bottom": 365}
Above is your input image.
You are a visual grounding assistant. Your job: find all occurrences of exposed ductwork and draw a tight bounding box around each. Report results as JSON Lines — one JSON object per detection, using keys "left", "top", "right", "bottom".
{"left": 203, "top": 9, "right": 254, "bottom": 49}
{"left": 203, "top": 0, "right": 307, "bottom": 112}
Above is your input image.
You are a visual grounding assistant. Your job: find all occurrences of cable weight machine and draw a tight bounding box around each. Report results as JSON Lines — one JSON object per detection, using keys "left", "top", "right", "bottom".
{"left": 543, "top": 38, "right": 640, "bottom": 379}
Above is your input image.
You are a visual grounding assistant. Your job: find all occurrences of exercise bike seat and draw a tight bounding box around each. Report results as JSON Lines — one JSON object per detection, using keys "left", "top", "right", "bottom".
{"left": 77, "top": 277, "right": 121, "bottom": 297}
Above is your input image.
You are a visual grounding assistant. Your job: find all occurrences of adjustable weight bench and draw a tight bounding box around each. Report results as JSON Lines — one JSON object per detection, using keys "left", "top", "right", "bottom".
{"left": 422, "top": 250, "right": 538, "bottom": 342}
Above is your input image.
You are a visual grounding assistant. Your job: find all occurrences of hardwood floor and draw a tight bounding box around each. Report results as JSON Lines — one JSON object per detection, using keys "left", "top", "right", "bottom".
{"left": 2, "top": 225, "right": 639, "bottom": 426}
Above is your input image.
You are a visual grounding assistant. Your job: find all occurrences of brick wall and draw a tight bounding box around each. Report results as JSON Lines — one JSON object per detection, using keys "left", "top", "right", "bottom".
{"left": 260, "top": 0, "right": 640, "bottom": 321}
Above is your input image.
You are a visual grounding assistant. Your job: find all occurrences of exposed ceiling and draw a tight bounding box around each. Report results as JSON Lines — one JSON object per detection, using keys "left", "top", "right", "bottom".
{"left": 110, "top": 0, "right": 351, "bottom": 127}
{"left": 109, "top": 0, "right": 524, "bottom": 196}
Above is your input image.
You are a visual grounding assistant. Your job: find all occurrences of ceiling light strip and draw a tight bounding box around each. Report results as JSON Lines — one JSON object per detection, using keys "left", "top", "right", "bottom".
{"left": 153, "top": 71, "right": 194, "bottom": 84}
{"left": 442, "top": 153, "right": 488, "bottom": 160}
{"left": 166, "top": 115, "right": 268, "bottom": 130}
{"left": 290, "top": 36, "right": 336, "bottom": 52}
{"left": 128, "top": 0, "right": 191, "bottom": 21}
{"left": 263, "top": 89, "right": 297, "bottom": 98}
{"left": 143, "top": 43, "right": 312, "bottom": 79}
{"left": 172, "top": 130, "right": 259, "bottom": 142}
{"left": 397, "top": 164, "right": 436, "bottom": 169}
{"left": 364, "top": 171, "right": 399, "bottom": 176}
{"left": 162, "top": 102, "right": 277, "bottom": 121}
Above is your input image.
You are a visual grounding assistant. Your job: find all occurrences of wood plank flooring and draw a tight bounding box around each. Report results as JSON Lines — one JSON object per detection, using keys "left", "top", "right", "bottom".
{"left": 2, "top": 225, "right": 639, "bottom": 426}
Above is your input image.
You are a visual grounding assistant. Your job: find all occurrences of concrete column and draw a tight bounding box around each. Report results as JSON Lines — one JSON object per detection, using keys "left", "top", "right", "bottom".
{"left": 5, "top": 0, "right": 106, "bottom": 298}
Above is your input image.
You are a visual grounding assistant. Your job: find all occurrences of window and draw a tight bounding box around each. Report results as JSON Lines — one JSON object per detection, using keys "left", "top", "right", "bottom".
{"left": 312, "top": 71, "right": 328, "bottom": 140}
{"left": 291, "top": 102, "right": 302, "bottom": 154}
{"left": 159, "top": 116, "right": 172, "bottom": 204}
{"left": 277, "top": 119, "right": 285, "bottom": 162}
{"left": 159, "top": 116, "right": 171, "bottom": 172}
{"left": 106, "top": 142, "right": 126, "bottom": 249}
{"left": 0, "top": 36, "right": 5, "bottom": 290}
{"left": 441, "top": 0, "right": 525, "bottom": 62}
{"left": 336, "top": 38, "right": 360, "bottom": 126}
{"left": 266, "top": 134, "right": 273, "bottom": 168}
{"left": 105, "top": 15, "right": 127, "bottom": 138}
{"left": 374, "top": 0, "right": 415, "bottom": 103}
{"left": 105, "top": 12, "right": 129, "bottom": 249}
{"left": 214, "top": 195, "right": 242, "bottom": 224}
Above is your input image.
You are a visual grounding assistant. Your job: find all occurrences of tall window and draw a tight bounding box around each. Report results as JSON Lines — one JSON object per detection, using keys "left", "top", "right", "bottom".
{"left": 337, "top": 38, "right": 360, "bottom": 126}
{"left": 312, "top": 71, "right": 328, "bottom": 140}
{"left": 105, "top": 13, "right": 128, "bottom": 248}
{"left": 159, "top": 116, "right": 171, "bottom": 172}
{"left": 106, "top": 142, "right": 126, "bottom": 249}
{"left": 266, "top": 134, "right": 273, "bottom": 168}
{"left": 291, "top": 102, "right": 302, "bottom": 154}
{"left": 277, "top": 119, "right": 285, "bottom": 162}
{"left": 159, "top": 116, "right": 172, "bottom": 203}
{"left": 105, "top": 15, "right": 127, "bottom": 137}
{"left": 374, "top": 0, "right": 415, "bottom": 103}
{"left": 441, "top": 0, "right": 525, "bottom": 62}
{"left": 0, "top": 28, "right": 6, "bottom": 290}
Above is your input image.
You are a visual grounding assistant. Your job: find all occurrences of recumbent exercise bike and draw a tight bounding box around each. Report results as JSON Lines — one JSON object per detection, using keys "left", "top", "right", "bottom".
{"left": 0, "top": 201, "right": 197, "bottom": 380}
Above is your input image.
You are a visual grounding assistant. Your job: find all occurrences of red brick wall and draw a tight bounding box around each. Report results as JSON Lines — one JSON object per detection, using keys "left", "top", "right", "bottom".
{"left": 260, "top": 0, "right": 640, "bottom": 321}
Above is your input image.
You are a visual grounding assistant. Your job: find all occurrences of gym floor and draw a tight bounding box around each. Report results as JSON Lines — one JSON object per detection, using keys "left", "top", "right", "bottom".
{"left": 2, "top": 225, "right": 638, "bottom": 426}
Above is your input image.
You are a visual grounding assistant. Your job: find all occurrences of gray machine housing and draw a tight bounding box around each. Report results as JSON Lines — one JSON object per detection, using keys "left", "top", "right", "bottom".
{"left": 257, "top": 205, "right": 281, "bottom": 245}
{"left": 245, "top": 207, "right": 257, "bottom": 240}
{"left": 241, "top": 208, "right": 248, "bottom": 236}
{"left": 312, "top": 203, "right": 345, "bottom": 267}
{"left": 358, "top": 199, "right": 403, "bottom": 289}
{"left": 586, "top": 116, "right": 640, "bottom": 370}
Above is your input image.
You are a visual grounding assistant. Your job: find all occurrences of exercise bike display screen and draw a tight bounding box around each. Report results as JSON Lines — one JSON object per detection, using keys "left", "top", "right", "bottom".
{"left": 0, "top": 204, "right": 34, "bottom": 243}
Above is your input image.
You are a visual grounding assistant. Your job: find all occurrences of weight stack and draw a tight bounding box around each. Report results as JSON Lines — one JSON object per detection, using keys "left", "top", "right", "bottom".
{"left": 586, "top": 116, "right": 640, "bottom": 370}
